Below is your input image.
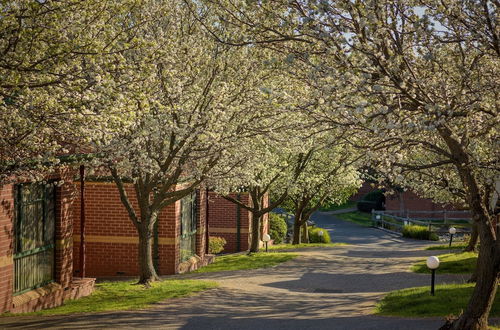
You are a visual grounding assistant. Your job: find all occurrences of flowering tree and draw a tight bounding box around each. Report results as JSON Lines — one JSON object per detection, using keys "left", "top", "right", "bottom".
{"left": 198, "top": 1, "right": 499, "bottom": 328}
{"left": 212, "top": 131, "right": 313, "bottom": 252}
{"left": 0, "top": 0, "right": 142, "bottom": 180}
{"left": 92, "top": 0, "right": 288, "bottom": 284}
{"left": 284, "top": 145, "right": 361, "bottom": 244}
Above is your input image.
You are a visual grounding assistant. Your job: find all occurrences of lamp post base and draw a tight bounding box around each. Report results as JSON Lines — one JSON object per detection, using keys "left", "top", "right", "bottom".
{"left": 431, "top": 269, "right": 436, "bottom": 296}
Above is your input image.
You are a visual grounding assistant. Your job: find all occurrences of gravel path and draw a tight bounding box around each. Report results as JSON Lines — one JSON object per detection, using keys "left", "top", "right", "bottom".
{"left": 0, "top": 212, "right": 467, "bottom": 330}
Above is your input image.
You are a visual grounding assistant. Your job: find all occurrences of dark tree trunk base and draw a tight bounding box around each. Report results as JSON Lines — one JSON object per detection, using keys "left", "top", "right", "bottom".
{"left": 464, "top": 222, "right": 479, "bottom": 252}
{"left": 135, "top": 275, "right": 160, "bottom": 288}
{"left": 439, "top": 317, "right": 488, "bottom": 330}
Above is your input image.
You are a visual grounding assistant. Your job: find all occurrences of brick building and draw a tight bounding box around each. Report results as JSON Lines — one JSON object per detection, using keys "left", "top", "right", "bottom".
{"left": 207, "top": 192, "right": 250, "bottom": 252}
{"left": 72, "top": 181, "right": 212, "bottom": 277}
{"left": 206, "top": 192, "right": 269, "bottom": 253}
{"left": 0, "top": 166, "right": 271, "bottom": 314}
{"left": 0, "top": 171, "right": 94, "bottom": 314}
{"left": 351, "top": 181, "right": 467, "bottom": 217}
{"left": 71, "top": 184, "right": 269, "bottom": 278}
{"left": 385, "top": 190, "right": 467, "bottom": 218}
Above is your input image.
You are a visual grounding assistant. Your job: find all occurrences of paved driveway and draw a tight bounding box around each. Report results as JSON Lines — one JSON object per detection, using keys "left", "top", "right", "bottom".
{"left": 0, "top": 212, "right": 468, "bottom": 329}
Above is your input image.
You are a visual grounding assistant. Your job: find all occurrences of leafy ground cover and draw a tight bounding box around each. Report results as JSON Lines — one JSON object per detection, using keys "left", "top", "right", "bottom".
{"left": 268, "top": 243, "right": 347, "bottom": 251}
{"left": 411, "top": 252, "right": 477, "bottom": 274}
{"left": 335, "top": 211, "right": 372, "bottom": 227}
{"left": 376, "top": 283, "right": 500, "bottom": 317}
{"left": 2, "top": 279, "right": 217, "bottom": 317}
{"left": 194, "top": 252, "right": 297, "bottom": 273}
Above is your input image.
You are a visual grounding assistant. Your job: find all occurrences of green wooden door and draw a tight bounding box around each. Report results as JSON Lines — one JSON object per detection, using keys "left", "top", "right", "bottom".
{"left": 13, "top": 183, "right": 55, "bottom": 294}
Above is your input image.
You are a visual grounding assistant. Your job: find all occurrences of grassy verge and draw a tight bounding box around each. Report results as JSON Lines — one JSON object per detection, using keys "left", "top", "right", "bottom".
{"left": 194, "top": 252, "right": 297, "bottom": 273}
{"left": 319, "top": 200, "right": 356, "bottom": 212}
{"left": 412, "top": 252, "right": 477, "bottom": 274}
{"left": 336, "top": 211, "right": 372, "bottom": 227}
{"left": 376, "top": 283, "right": 500, "bottom": 317}
{"left": 268, "top": 243, "right": 347, "bottom": 251}
{"left": 426, "top": 243, "right": 469, "bottom": 250}
{"left": 2, "top": 279, "right": 217, "bottom": 317}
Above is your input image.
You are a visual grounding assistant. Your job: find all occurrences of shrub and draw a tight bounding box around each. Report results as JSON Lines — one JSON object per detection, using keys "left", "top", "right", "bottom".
{"left": 269, "top": 213, "right": 288, "bottom": 244}
{"left": 402, "top": 225, "right": 439, "bottom": 241}
{"left": 208, "top": 236, "right": 227, "bottom": 254}
{"left": 308, "top": 227, "right": 331, "bottom": 243}
{"left": 357, "top": 190, "right": 386, "bottom": 212}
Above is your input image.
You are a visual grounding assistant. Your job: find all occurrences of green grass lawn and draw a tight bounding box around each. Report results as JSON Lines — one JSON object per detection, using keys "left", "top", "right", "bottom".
{"left": 268, "top": 243, "right": 347, "bottom": 251}
{"left": 194, "top": 252, "right": 297, "bottom": 273}
{"left": 411, "top": 252, "right": 477, "bottom": 274}
{"left": 2, "top": 279, "right": 217, "bottom": 317}
{"left": 336, "top": 211, "right": 372, "bottom": 227}
{"left": 319, "top": 200, "right": 356, "bottom": 212}
{"left": 376, "top": 283, "right": 500, "bottom": 317}
{"left": 426, "top": 243, "right": 469, "bottom": 250}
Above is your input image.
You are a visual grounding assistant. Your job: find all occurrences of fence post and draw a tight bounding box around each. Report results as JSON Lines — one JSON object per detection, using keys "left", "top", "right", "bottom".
{"left": 372, "top": 209, "right": 375, "bottom": 227}
{"left": 444, "top": 210, "right": 448, "bottom": 225}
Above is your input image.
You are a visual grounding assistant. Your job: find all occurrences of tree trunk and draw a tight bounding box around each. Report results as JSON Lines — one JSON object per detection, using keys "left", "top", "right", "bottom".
{"left": 137, "top": 223, "right": 160, "bottom": 286}
{"left": 466, "top": 221, "right": 480, "bottom": 282}
{"left": 437, "top": 126, "right": 499, "bottom": 330}
{"left": 464, "top": 221, "right": 479, "bottom": 252}
{"left": 249, "top": 212, "right": 261, "bottom": 252}
{"left": 301, "top": 221, "right": 309, "bottom": 243}
{"left": 292, "top": 211, "right": 302, "bottom": 244}
{"left": 441, "top": 219, "right": 500, "bottom": 330}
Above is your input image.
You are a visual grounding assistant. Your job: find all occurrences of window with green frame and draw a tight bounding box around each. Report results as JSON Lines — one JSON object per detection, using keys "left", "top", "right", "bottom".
{"left": 179, "top": 191, "right": 197, "bottom": 262}
{"left": 13, "top": 183, "right": 56, "bottom": 294}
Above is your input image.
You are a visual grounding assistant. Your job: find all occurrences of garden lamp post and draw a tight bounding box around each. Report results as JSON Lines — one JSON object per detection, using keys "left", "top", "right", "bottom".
{"left": 318, "top": 230, "right": 325, "bottom": 243}
{"left": 448, "top": 227, "right": 456, "bottom": 248}
{"left": 376, "top": 214, "right": 381, "bottom": 226}
{"left": 262, "top": 233, "right": 271, "bottom": 252}
{"left": 426, "top": 256, "right": 440, "bottom": 296}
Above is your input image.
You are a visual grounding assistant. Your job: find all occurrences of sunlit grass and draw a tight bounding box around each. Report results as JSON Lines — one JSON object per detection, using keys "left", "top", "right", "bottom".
{"left": 2, "top": 279, "right": 217, "bottom": 317}
{"left": 194, "top": 252, "right": 297, "bottom": 273}
{"left": 336, "top": 211, "right": 372, "bottom": 227}
{"left": 425, "top": 243, "right": 469, "bottom": 250}
{"left": 319, "top": 200, "right": 356, "bottom": 212}
{"left": 376, "top": 283, "right": 500, "bottom": 317}
{"left": 412, "top": 252, "right": 477, "bottom": 274}
{"left": 268, "top": 243, "right": 347, "bottom": 251}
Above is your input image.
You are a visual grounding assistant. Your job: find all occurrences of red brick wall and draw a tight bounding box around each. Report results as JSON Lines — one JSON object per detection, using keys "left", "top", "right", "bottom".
{"left": 0, "top": 184, "right": 14, "bottom": 314}
{"left": 208, "top": 192, "right": 250, "bottom": 252}
{"left": 385, "top": 191, "right": 467, "bottom": 218}
{"left": 73, "top": 182, "right": 208, "bottom": 277}
{"left": 55, "top": 171, "right": 77, "bottom": 288}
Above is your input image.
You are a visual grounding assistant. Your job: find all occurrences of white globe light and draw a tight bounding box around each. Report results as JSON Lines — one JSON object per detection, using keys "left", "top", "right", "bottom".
{"left": 449, "top": 227, "right": 457, "bottom": 235}
{"left": 426, "top": 256, "right": 440, "bottom": 270}
{"left": 376, "top": 215, "right": 381, "bottom": 220}
{"left": 262, "top": 234, "right": 271, "bottom": 242}
{"left": 318, "top": 231, "right": 324, "bottom": 236}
